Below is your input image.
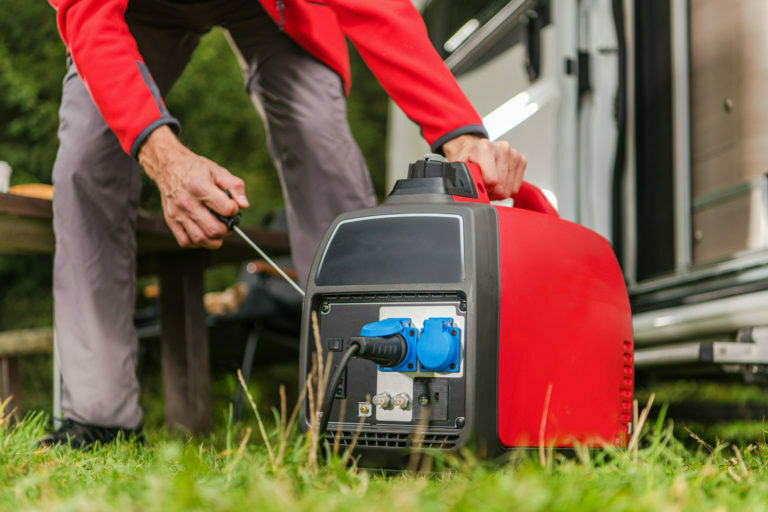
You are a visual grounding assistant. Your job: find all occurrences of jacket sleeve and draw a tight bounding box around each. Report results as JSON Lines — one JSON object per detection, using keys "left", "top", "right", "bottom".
{"left": 324, "top": 0, "right": 488, "bottom": 153}
{"left": 49, "top": 0, "right": 180, "bottom": 158}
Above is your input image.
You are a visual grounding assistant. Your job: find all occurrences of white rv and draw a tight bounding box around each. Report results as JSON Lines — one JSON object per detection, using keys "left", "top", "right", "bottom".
{"left": 388, "top": 0, "right": 768, "bottom": 379}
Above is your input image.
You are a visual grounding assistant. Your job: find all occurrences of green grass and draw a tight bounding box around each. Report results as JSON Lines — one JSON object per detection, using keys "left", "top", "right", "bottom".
{"left": 4, "top": 393, "right": 768, "bottom": 511}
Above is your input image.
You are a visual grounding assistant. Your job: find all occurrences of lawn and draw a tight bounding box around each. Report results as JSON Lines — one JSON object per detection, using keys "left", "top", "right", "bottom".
{"left": 3, "top": 380, "right": 768, "bottom": 512}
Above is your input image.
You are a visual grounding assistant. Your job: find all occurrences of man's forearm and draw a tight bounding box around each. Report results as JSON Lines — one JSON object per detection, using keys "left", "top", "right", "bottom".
{"left": 323, "top": 0, "right": 485, "bottom": 151}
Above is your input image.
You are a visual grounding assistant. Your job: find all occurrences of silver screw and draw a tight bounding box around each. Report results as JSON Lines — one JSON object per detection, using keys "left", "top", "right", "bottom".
{"left": 392, "top": 393, "right": 412, "bottom": 410}
{"left": 372, "top": 392, "right": 393, "bottom": 409}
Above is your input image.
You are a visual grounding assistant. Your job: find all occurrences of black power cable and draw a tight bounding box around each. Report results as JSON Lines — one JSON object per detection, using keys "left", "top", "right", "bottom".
{"left": 318, "top": 334, "right": 408, "bottom": 435}
{"left": 319, "top": 343, "right": 359, "bottom": 436}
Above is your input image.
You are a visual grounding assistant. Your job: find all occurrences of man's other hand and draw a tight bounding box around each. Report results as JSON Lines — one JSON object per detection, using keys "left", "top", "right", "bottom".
{"left": 442, "top": 134, "right": 526, "bottom": 200}
{"left": 138, "top": 126, "right": 249, "bottom": 249}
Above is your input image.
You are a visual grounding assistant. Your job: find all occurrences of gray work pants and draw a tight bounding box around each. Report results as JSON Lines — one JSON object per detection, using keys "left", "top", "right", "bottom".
{"left": 52, "top": 0, "right": 375, "bottom": 428}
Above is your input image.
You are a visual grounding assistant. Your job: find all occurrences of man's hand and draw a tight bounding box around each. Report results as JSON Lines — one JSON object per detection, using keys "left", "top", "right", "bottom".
{"left": 442, "top": 134, "right": 526, "bottom": 200}
{"left": 138, "top": 126, "right": 249, "bottom": 249}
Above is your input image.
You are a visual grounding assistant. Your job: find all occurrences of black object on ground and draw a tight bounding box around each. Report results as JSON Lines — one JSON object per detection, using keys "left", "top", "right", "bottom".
{"left": 39, "top": 418, "right": 144, "bottom": 449}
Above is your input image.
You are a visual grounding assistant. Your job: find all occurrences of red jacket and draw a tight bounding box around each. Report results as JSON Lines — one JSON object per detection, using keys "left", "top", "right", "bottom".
{"left": 49, "top": 0, "right": 488, "bottom": 158}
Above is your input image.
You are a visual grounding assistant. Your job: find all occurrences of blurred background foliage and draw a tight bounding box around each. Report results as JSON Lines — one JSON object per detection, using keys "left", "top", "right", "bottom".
{"left": 0, "top": 0, "right": 389, "bottom": 331}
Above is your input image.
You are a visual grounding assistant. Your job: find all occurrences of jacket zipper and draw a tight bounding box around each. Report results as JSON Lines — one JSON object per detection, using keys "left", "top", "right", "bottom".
{"left": 276, "top": 0, "right": 285, "bottom": 30}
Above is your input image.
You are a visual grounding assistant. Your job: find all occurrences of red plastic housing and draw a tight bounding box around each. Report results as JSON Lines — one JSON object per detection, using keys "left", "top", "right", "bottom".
{"left": 455, "top": 163, "right": 633, "bottom": 448}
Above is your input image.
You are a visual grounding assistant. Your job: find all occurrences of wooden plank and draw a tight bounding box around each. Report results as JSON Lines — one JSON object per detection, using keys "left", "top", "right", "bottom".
{"left": 0, "top": 195, "right": 290, "bottom": 259}
{"left": 0, "top": 193, "right": 53, "bottom": 219}
{"left": 0, "top": 356, "right": 21, "bottom": 419}
{"left": 0, "top": 215, "right": 55, "bottom": 253}
{"left": 134, "top": 210, "right": 291, "bottom": 255}
{"left": 158, "top": 250, "right": 212, "bottom": 434}
{"left": 0, "top": 327, "right": 53, "bottom": 356}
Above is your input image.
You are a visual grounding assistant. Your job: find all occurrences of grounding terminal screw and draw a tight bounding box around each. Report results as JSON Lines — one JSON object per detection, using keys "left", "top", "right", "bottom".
{"left": 358, "top": 402, "right": 372, "bottom": 417}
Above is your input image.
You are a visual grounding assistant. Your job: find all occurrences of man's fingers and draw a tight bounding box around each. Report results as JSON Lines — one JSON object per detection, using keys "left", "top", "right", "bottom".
{"left": 166, "top": 216, "right": 193, "bottom": 248}
{"left": 171, "top": 190, "right": 230, "bottom": 239}
{"left": 496, "top": 144, "right": 514, "bottom": 198}
{"left": 212, "top": 167, "right": 249, "bottom": 208}
{"left": 480, "top": 153, "right": 508, "bottom": 200}
{"left": 511, "top": 152, "right": 526, "bottom": 194}
{"left": 469, "top": 147, "right": 500, "bottom": 195}
{"left": 502, "top": 148, "right": 518, "bottom": 196}
{"left": 190, "top": 205, "right": 230, "bottom": 239}
{"left": 180, "top": 217, "right": 222, "bottom": 250}
{"left": 204, "top": 184, "right": 240, "bottom": 218}
{"left": 470, "top": 139, "right": 523, "bottom": 200}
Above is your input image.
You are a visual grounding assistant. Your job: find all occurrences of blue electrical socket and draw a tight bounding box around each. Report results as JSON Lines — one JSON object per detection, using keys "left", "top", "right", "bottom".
{"left": 359, "top": 317, "right": 418, "bottom": 372}
{"left": 417, "top": 317, "right": 461, "bottom": 373}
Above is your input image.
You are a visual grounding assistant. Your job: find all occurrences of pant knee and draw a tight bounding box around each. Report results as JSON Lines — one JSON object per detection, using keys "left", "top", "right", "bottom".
{"left": 54, "top": 73, "right": 140, "bottom": 205}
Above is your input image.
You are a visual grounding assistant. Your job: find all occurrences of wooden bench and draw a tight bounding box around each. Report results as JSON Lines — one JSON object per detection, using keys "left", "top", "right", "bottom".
{"left": 0, "top": 192, "right": 290, "bottom": 433}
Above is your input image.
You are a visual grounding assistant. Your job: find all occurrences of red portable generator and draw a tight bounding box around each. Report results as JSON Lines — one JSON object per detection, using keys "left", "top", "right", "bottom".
{"left": 299, "top": 157, "right": 633, "bottom": 468}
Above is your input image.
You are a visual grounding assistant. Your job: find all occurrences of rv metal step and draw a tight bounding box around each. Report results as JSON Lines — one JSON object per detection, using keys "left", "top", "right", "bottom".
{"left": 633, "top": 289, "right": 768, "bottom": 345}
{"left": 636, "top": 340, "right": 768, "bottom": 367}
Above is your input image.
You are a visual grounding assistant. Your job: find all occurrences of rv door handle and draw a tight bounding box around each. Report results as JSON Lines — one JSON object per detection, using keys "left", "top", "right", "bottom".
{"left": 525, "top": 9, "right": 542, "bottom": 82}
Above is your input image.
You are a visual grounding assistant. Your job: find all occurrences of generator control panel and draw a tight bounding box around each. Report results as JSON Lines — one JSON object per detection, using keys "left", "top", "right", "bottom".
{"left": 372, "top": 305, "right": 464, "bottom": 423}
{"left": 318, "top": 298, "right": 467, "bottom": 430}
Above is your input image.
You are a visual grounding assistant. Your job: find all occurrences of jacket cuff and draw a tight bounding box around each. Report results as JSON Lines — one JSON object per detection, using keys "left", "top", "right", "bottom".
{"left": 129, "top": 116, "right": 181, "bottom": 160}
{"left": 430, "top": 124, "right": 489, "bottom": 154}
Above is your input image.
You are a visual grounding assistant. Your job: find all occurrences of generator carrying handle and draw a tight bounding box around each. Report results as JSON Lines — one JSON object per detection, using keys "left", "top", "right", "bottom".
{"left": 512, "top": 182, "right": 560, "bottom": 218}
{"left": 464, "top": 162, "right": 559, "bottom": 218}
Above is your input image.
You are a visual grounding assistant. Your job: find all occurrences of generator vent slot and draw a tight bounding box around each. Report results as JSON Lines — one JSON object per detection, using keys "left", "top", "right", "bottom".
{"left": 324, "top": 292, "right": 461, "bottom": 303}
{"left": 332, "top": 431, "right": 460, "bottom": 449}
{"left": 419, "top": 434, "right": 461, "bottom": 449}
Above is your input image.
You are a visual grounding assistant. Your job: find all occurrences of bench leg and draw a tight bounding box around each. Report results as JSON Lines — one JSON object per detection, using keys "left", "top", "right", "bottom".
{"left": 0, "top": 356, "right": 20, "bottom": 419}
{"left": 158, "top": 251, "right": 212, "bottom": 434}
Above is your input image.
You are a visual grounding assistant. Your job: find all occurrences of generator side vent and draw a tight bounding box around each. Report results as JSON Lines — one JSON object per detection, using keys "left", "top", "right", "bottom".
{"left": 619, "top": 339, "right": 634, "bottom": 440}
{"left": 324, "top": 292, "right": 461, "bottom": 303}
{"left": 333, "top": 431, "right": 460, "bottom": 449}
